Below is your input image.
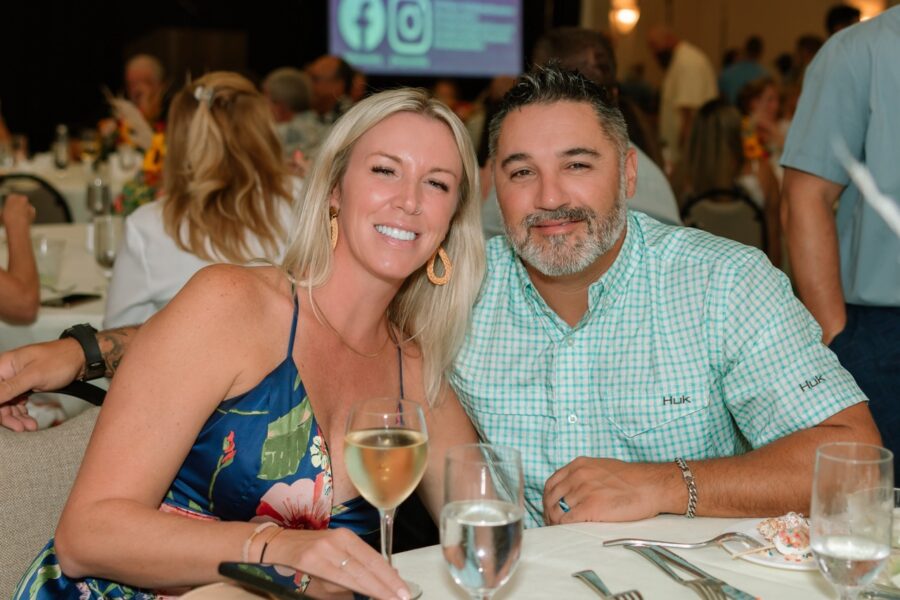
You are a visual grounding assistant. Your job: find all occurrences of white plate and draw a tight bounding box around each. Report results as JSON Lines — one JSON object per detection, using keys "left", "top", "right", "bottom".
{"left": 719, "top": 518, "right": 817, "bottom": 571}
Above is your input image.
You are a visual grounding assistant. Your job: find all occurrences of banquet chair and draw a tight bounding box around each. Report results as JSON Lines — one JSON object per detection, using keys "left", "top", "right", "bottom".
{"left": 0, "top": 173, "right": 73, "bottom": 224}
{"left": 681, "top": 187, "right": 768, "bottom": 254}
{"left": 0, "top": 403, "right": 99, "bottom": 597}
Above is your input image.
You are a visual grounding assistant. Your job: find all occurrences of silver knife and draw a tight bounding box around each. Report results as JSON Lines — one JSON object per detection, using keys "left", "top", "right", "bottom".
{"left": 647, "top": 546, "right": 759, "bottom": 600}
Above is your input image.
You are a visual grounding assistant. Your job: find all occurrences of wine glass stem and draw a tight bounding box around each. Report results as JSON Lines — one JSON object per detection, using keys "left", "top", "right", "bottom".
{"left": 379, "top": 507, "right": 396, "bottom": 566}
{"left": 839, "top": 588, "right": 860, "bottom": 600}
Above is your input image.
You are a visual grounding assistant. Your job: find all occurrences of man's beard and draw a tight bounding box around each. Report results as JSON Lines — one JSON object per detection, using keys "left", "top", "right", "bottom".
{"left": 506, "top": 182, "right": 628, "bottom": 278}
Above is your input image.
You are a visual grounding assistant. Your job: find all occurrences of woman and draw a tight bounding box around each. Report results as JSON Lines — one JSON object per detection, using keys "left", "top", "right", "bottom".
{"left": 15, "top": 88, "right": 485, "bottom": 599}
{"left": 677, "top": 99, "right": 782, "bottom": 267}
{"left": 104, "top": 71, "right": 295, "bottom": 328}
{"left": 737, "top": 76, "right": 789, "bottom": 183}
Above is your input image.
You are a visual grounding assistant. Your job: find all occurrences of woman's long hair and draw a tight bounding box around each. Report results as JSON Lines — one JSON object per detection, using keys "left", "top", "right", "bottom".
{"left": 281, "top": 88, "right": 485, "bottom": 406}
{"left": 677, "top": 98, "right": 745, "bottom": 201}
{"left": 162, "top": 71, "right": 290, "bottom": 263}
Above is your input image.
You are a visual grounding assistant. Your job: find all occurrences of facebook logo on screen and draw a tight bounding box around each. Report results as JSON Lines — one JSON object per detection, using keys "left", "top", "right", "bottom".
{"left": 338, "top": 0, "right": 387, "bottom": 51}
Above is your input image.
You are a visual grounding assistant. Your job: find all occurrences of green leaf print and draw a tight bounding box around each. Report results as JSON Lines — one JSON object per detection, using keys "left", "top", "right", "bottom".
{"left": 15, "top": 547, "right": 56, "bottom": 600}
{"left": 28, "top": 564, "right": 61, "bottom": 600}
{"left": 258, "top": 396, "right": 313, "bottom": 480}
{"left": 293, "top": 372, "right": 302, "bottom": 391}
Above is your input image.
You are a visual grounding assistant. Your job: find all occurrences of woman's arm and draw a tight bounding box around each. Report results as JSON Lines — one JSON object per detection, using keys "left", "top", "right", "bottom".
{"left": 0, "top": 195, "right": 38, "bottom": 324}
{"left": 416, "top": 386, "right": 479, "bottom": 521}
{"left": 54, "top": 265, "right": 409, "bottom": 599}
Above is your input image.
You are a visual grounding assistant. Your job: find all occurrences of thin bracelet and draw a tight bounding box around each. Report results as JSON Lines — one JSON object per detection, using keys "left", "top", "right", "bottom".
{"left": 242, "top": 522, "right": 278, "bottom": 562}
{"left": 259, "top": 527, "right": 286, "bottom": 563}
{"left": 674, "top": 457, "right": 698, "bottom": 518}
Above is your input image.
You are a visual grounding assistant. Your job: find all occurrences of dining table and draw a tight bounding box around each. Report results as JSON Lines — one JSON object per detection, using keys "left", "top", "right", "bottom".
{"left": 183, "top": 515, "right": 846, "bottom": 599}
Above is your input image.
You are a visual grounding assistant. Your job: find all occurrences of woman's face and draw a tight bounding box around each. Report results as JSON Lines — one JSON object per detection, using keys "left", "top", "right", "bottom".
{"left": 752, "top": 84, "right": 780, "bottom": 122}
{"left": 331, "top": 111, "right": 464, "bottom": 286}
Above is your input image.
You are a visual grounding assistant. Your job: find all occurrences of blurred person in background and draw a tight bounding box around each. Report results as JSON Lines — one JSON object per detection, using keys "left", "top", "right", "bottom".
{"left": 737, "top": 76, "right": 789, "bottom": 182}
{"left": 676, "top": 99, "right": 782, "bottom": 266}
{"left": 124, "top": 54, "right": 168, "bottom": 127}
{"left": 263, "top": 66, "right": 324, "bottom": 166}
{"left": 718, "top": 35, "right": 768, "bottom": 105}
{"left": 103, "top": 71, "right": 296, "bottom": 329}
{"left": 646, "top": 25, "right": 717, "bottom": 174}
{"left": 307, "top": 54, "right": 355, "bottom": 126}
{"left": 826, "top": 3, "right": 861, "bottom": 36}
{"left": 0, "top": 194, "right": 38, "bottom": 324}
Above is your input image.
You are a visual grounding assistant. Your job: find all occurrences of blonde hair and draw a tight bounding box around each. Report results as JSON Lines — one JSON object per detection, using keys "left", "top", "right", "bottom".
{"left": 282, "top": 88, "right": 485, "bottom": 406}
{"left": 163, "top": 71, "right": 290, "bottom": 263}
{"left": 677, "top": 98, "right": 744, "bottom": 201}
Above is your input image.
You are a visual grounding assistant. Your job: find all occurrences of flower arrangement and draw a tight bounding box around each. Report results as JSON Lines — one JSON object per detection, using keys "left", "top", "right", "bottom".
{"left": 113, "top": 131, "right": 165, "bottom": 216}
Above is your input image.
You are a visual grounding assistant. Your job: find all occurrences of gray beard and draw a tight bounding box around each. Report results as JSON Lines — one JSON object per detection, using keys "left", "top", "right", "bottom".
{"left": 506, "top": 193, "right": 627, "bottom": 277}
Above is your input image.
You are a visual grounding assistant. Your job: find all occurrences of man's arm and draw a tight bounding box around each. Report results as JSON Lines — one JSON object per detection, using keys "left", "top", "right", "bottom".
{"left": 0, "top": 326, "right": 139, "bottom": 430}
{"left": 0, "top": 194, "right": 39, "bottom": 324}
{"left": 543, "top": 402, "right": 880, "bottom": 523}
{"left": 781, "top": 167, "right": 847, "bottom": 343}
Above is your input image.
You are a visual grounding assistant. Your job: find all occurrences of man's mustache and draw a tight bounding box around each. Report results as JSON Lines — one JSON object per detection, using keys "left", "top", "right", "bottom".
{"left": 522, "top": 206, "right": 595, "bottom": 230}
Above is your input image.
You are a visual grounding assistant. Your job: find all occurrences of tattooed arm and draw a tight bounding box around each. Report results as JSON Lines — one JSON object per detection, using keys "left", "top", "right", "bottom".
{"left": 0, "top": 326, "right": 139, "bottom": 431}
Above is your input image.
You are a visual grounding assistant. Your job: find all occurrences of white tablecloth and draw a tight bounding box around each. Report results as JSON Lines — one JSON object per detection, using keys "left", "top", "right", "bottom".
{"left": 185, "top": 516, "right": 839, "bottom": 599}
{"left": 0, "top": 222, "right": 106, "bottom": 351}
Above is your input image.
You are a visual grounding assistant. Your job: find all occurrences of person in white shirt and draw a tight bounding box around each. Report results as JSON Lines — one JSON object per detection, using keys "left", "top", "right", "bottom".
{"left": 647, "top": 26, "right": 718, "bottom": 173}
{"left": 104, "top": 71, "right": 296, "bottom": 328}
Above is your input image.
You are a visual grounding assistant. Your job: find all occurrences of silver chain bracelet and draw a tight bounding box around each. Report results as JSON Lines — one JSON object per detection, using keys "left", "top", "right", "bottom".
{"left": 674, "top": 457, "right": 698, "bottom": 518}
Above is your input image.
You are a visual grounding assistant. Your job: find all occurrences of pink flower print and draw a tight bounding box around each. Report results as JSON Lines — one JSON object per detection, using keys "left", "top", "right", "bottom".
{"left": 254, "top": 471, "right": 332, "bottom": 531}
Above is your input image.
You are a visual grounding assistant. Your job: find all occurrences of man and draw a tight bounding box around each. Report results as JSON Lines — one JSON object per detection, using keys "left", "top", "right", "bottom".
{"left": 0, "top": 195, "right": 38, "bottom": 325}
{"left": 646, "top": 26, "right": 717, "bottom": 172}
{"left": 306, "top": 54, "right": 355, "bottom": 125}
{"left": 482, "top": 27, "right": 680, "bottom": 239}
{"left": 0, "top": 69, "right": 881, "bottom": 532}
{"left": 781, "top": 6, "right": 900, "bottom": 477}
{"left": 718, "top": 36, "right": 768, "bottom": 105}
{"left": 123, "top": 54, "right": 167, "bottom": 126}
{"left": 457, "top": 66, "right": 877, "bottom": 527}
{"left": 262, "top": 67, "right": 324, "bottom": 161}
{"left": 825, "top": 3, "right": 861, "bottom": 36}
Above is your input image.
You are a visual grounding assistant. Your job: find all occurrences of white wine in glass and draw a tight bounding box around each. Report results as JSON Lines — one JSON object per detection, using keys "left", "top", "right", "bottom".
{"left": 810, "top": 442, "right": 893, "bottom": 600}
{"left": 344, "top": 397, "right": 428, "bottom": 599}
{"left": 441, "top": 444, "right": 524, "bottom": 600}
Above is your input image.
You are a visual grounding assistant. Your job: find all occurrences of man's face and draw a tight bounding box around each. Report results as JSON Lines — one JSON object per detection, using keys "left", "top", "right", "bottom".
{"left": 308, "top": 57, "right": 346, "bottom": 115}
{"left": 494, "top": 101, "right": 636, "bottom": 277}
{"left": 125, "top": 64, "right": 163, "bottom": 121}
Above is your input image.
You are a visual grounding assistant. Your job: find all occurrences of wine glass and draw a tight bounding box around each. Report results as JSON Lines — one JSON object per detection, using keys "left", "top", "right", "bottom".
{"left": 441, "top": 444, "right": 524, "bottom": 600}
{"left": 810, "top": 442, "right": 893, "bottom": 600}
{"left": 93, "top": 214, "right": 123, "bottom": 277}
{"left": 344, "top": 397, "right": 428, "bottom": 599}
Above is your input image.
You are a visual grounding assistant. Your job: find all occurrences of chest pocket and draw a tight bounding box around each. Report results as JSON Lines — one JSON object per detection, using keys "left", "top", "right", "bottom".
{"left": 604, "top": 386, "right": 710, "bottom": 439}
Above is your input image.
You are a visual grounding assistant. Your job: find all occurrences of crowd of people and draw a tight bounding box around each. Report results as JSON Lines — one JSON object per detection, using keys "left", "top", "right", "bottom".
{"left": 0, "top": 3, "right": 897, "bottom": 599}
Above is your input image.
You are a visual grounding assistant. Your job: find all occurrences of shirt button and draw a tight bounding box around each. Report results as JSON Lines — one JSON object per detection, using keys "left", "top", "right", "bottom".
{"left": 567, "top": 413, "right": 578, "bottom": 424}
{"left": 566, "top": 337, "right": 575, "bottom": 347}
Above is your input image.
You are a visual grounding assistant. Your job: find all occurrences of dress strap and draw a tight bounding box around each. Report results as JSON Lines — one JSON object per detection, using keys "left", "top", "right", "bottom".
{"left": 398, "top": 345, "right": 405, "bottom": 400}
{"left": 286, "top": 288, "right": 300, "bottom": 359}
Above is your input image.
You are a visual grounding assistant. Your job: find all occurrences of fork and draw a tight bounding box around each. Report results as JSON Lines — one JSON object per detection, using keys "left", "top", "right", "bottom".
{"left": 604, "top": 531, "right": 763, "bottom": 551}
{"left": 572, "top": 569, "right": 643, "bottom": 599}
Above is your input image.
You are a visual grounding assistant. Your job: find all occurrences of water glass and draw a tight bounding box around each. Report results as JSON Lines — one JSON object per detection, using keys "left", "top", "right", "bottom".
{"left": 93, "top": 214, "right": 122, "bottom": 277}
{"left": 344, "top": 397, "right": 428, "bottom": 599}
{"left": 810, "top": 442, "right": 893, "bottom": 600}
{"left": 441, "top": 444, "right": 524, "bottom": 600}
{"left": 31, "top": 237, "right": 65, "bottom": 289}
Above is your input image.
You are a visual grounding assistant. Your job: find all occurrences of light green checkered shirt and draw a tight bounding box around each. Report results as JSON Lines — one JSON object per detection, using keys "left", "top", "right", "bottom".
{"left": 451, "top": 212, "right": 867, "bottom": 528}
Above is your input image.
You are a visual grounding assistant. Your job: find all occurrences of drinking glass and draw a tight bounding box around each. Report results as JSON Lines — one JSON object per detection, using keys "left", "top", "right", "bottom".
{"left": 93, "top": 214, "right": 123, "bottom": 277}
{"left": 810, "top": 442, "right": 893, "bottom": 600}
{"left": 441, "top": 444, "right": 524, "bottom": 600}
{"left": 344, "top": 397, "right": 428, "bottom": 599}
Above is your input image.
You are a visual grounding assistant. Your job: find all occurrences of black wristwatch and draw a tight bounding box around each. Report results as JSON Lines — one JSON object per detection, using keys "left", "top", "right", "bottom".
{"left": 60, "top": 323, "right": 106, "bottom": 381}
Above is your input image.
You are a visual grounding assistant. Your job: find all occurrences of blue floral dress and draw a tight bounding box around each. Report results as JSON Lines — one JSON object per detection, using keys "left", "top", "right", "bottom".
{"left": 14, "top": 297, "right": 381, "bottom": 599}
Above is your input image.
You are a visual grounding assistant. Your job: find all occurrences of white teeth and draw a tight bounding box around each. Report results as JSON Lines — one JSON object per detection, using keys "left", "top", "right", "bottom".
{"left": 375, "top": 225, "right": 417, "bottom": 241}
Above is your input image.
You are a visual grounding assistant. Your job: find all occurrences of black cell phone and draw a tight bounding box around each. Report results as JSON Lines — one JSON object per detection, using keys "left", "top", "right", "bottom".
{"left": 40, "top": 293, "right": 102, "bottom": 308}
{"left": 218, "top": 562, "right": 363, "bottom": 600}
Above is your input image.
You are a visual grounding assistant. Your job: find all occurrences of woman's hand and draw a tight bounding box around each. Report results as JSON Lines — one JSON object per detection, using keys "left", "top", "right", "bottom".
{"left": 265, "top": 527, "right": 412, "bottom": 600}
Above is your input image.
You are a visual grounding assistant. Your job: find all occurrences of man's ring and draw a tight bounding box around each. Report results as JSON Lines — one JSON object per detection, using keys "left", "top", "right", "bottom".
{"left": 558, "top": 497, "right": 571, "bottom": 513}
{"left": 340, "top": 557, "right": 350, "bottom": 568}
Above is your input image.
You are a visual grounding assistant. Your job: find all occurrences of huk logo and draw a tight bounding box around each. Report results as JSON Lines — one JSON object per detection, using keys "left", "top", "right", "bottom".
{"left": 662, "top": 395, "right": 691, "bottom": 406}
{"left": 799, "top": 375, "right": 825, "bottom": 392}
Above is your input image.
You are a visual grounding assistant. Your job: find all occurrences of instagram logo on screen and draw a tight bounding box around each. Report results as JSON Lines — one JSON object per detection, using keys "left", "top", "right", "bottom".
{"left": 388, "top": 0, "right": 433, "bottom": 54}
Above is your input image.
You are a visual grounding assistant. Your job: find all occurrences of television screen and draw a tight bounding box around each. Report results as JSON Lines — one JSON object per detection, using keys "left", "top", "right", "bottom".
{"left": 329, "top": 0, "right": 522, "bottom": 77}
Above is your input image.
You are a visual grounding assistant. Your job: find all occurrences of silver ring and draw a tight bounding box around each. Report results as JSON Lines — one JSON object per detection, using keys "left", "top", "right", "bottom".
{"left": 339, "top": 557, "right": 350, "bottom": 568}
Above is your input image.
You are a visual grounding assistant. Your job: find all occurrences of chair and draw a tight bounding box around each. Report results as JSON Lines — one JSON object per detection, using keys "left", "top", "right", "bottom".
{"left": 680, "top": 187, "right": 768, "bottom": 254}
{"left": 0, "top": 405, "right": 99, "bottom": 596}
{"left": 0, "top": 173, "right": 72, "bottom": 224}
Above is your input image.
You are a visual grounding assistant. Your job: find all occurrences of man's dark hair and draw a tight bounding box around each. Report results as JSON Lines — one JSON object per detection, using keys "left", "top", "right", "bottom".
{"left": 744, "top": 36, "right": 763, "bottom": 60}
{"left": 826, "top": 4, "right": 861, "bottom": 34}
{"left": 487, "top": 65, "right": 628, "bottom": 162}
{"left": 532, "top": 27, "right": 617, "bottom": 85}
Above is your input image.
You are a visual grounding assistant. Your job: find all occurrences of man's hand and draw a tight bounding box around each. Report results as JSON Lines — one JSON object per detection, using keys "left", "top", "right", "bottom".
{"left": 0, "top": 338, "right": 86, "bottom": 427}
{"left": 542, "top": 457, "right": 684, "bottom": 525}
